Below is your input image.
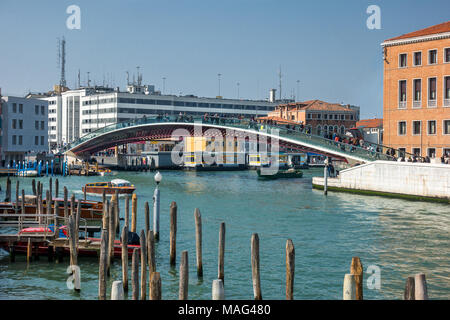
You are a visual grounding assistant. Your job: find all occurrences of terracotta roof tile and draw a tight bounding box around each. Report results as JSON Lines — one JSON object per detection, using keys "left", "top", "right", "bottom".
{"left": 356, "top": 118, "right": 383, "bottom": 128}
{"left": 385, "top": 21, "right": 450, "bottom": 42}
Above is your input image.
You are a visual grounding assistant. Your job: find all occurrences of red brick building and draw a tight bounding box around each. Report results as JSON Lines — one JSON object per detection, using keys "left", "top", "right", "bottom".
{"left": 260, "top": 99, "right": 359, "bottom": 136}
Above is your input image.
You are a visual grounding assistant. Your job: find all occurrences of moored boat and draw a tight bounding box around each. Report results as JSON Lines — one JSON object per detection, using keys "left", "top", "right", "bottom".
{"left": 257, "top": 167, "right": 303, "bottom": 180}
{"left": 82, "top": 179, "right": 135, "bottom": 195}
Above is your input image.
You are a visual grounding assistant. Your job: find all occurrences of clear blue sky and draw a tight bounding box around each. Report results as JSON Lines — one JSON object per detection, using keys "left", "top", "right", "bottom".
{"left": 0, "top": 0, "right": 449, "bottom": 118}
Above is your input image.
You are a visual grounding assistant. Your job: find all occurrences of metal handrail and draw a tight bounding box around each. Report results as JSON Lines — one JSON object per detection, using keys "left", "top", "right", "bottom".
{"left": 65, "top": 114, "right": 407, "bottom": 162}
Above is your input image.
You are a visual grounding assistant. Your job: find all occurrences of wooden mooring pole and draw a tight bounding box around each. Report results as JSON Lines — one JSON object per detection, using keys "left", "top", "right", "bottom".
{"left": 124, "top": 195, "right": 129, "bottom": 228}
{"left": 404, "top": 277, "right": 415, "bottom": 300}
{"left": 98, "top": 228, "right": 108, "bottom": 300}
{"left": 415, "top": 273, "right": 428, "bottom": 300}
{"left": 251, "top": 233, "right": 262, "bottom": 300}
{"left": 147, "top": 230, "right": 156, "bottom": 274}
{"left": 179, "top": 250, "right": 189, "bottom": 300}
{"left": 145, "top": 201, "right": 150, "bottom": 236}
{"left": 343, "top": 274, "right": 356, "bottom": 300}
{"left": 55, "top": 178, "right": 59, "bottom": 198}
{"left": 170, "top": 201, "right": 177, "bottom": 267}
{"left": 218, "top": 222, "right": 225, "bottom": 284}
{"left": 131, "top": 193, "right": 137, "bottom": 233}
{"left": 350, "top": 257, "right": 363, "bottom": 300}
{"left": 131, "top": 248, "right": 139, "bottom": 300}
{"left": 286, "top": 239, "right": 295, "bottom": 300}
{"left": 111, "top": 281, "right": 124, "bottom": 300}
{"left": 149, "top": 272, "right": 162, "bottom": 300}
{"left": 194, "top": 208, "right": 203, "bottom": 278}
{"left": 140, "top": 230, "right": 147, "bottom": 300}
{"left": 121, "top": 225, "right": 128, "bottom": 292}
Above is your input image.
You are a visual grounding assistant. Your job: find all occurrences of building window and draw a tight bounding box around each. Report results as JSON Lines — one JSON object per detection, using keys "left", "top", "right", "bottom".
{"left": 317, "top": 125, "right": 322, "bottom": 136}
{"left": 35, "top": 136, "right": 39, "bottom": 145}
{"left": 445, "top": 76, "right": 450, "bottom": 107}
{"left": 324, "top": 114, "right": 328, "bottom": 120}
{"left": 307, "top": 113, "right": 311, "bottom": 119}
{"left": 399, "top": 53, "right": 407, "bottom": 68}
{"left": 429, "top": 49, "right": 437, "bottom": 64}
{"left": 12, "top": 135, "right": 17, "bottom": 145}
{"left": 428, "top": 78, "right": 437, "bottom": 107}
{"left": 35, "top": 121, "right": 39, "bottom": 130}
{"left": 40, "top": 121, "right": 44, "bottom": 130}
{"left": 412, "top": 121, "right": 421, "bottom": 135}
{"left": 398, "top": 121, "right": 407, "bottom": 135}
{"left": 444, "top": 120, "right": 450, "bottom": 135}
{"left": 399, "top": 80, "right": 407, "bottom": 108}
{"left": 40, "top": 136, "right": 44, "bottom": 145}
{"left": 18, "top": 135, "right": 22, "bottom": 145}
{"left": 398, "top": 148, "right": 406, "bottom": 157}
{"left": 413, "top": 79, "right": 421, "bottom": 106}
{"left": 41, "top": 106, "right": 45, "bottom": 115}
{"left": 412, "top": 148, "right": 421, "bottom": 156}
{"left": 427, "top": 148, "right": 436, "bottom": 158}
{"left": 19, "top": 119, "right": 23, "bottom": 129}
{"left": 340, "top": 126, "right": 345, "bottom": 134}
{"left": 12, "top": 119, "right": 16, "bottom": 129}
{"left": 428, "top": 120, "right": 436, "bottom": 135}
{"left": 12, "top": 103, "right": 17, "bottom": 113}
{"left": 35, "top": 105, "right": 39, "bottom": 114}
{"left": 413, "top": 52, "right": 422, "bottom": 66}
{"left": 444, "top": 48, "right": 450, "bottom": 63}
{"left": 19, "top": 104, "right": 23, "bottom": 113}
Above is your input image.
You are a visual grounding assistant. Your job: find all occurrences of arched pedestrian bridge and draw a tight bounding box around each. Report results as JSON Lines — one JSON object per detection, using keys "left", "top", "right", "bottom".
{"left": 65, "top": 116, "right": 395, "bottom": 163}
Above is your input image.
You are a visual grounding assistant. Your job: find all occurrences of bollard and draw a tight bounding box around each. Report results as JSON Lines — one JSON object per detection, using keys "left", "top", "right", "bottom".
{"left": 194, "top": 208, "right": 203, "bottom": 278}
{"left": 179, "top": 251, "right": 189, "bottom": 300}
{"left": 170, "top": 202, "right": 177, "bottom": 266}
{"left": 212, "top": 279, "right": 225, "bottom": 300}
{"left": 343, "top": 274, "right": 356, "bottom": 300}
{"left": 286, "top": 239, "right": 295, "bottom": 300}
{"left": 111, "top": 281, "right": 124, "bottom": 300}
{"left": 124, "top": 195, "right": 130, "bottom": 228}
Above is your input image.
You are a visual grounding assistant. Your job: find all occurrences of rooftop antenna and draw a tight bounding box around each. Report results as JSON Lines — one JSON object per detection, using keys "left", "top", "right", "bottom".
{"left": 78, "top": 69, "right": 81, "bottom": 88}
{"left": 278, "top": 65, "right": 282, "bottom": 100}
{"left": 59, "top": 37, "right": 66, "bottom": 87}
{"left": 162, "top": 77, "right": 166, "bottom": 94}
{"left": 126, "top": 71, "right": 130, "bottom": 86}
{"left": 87, "top": 71, "right": 91, "bottom": 88}
{"left": 136, "top": 66, "right": 142, "bottom": 86}
{"left": 296, "top": 80, "right": 300, "bottom": 102}
{"left": 218, "top": 73, "right": 222, "bottom": 96}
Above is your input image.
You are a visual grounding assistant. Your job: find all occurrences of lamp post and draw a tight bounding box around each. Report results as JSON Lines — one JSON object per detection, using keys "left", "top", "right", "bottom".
{"left": 323, "top": 157, "right": 329, "bottom": 196}
{"left": 153, "top": 171, "right": 162, "bottom": 241}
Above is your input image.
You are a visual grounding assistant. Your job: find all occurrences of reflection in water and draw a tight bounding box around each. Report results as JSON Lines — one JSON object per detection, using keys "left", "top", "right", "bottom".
{"left": 0, "top": 169, "right": 448, "bottom": 300}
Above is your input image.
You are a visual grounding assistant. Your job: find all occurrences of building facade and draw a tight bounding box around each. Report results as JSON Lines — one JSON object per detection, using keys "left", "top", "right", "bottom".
{"left": 0, "top": 95, "right": 48, "bottom": 166}
{"left": 264, "top": 99, "right": 360, "bottom": 136}
{"left": 38, "top": 84, "right": 279, "bottom": 150}
{"left": 382, "top": 21, "right": 450, "bottom": 158}
{"left": 356, "top": 118, "right": 383, "bottom": 145}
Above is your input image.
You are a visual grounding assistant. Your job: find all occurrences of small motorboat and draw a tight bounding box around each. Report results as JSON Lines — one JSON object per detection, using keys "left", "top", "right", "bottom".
{"left": 82, "top": 179, "right": 135, "bottom": 195}
{"left": 257, "top": 167, "right": 303, "bottom": 180}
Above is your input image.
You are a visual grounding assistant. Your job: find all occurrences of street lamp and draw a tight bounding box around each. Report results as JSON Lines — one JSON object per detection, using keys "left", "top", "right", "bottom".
{"left": 153, "top": 171, "right": 162, "bottom": 241}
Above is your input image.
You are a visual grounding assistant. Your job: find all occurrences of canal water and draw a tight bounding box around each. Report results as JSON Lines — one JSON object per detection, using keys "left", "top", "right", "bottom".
{"left": 0, "top": 169, "right": 449, "bottom": 300}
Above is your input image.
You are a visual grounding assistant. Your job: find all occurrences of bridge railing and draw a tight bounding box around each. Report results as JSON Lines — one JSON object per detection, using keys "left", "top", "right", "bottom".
{"left": 66, "top": 115, "right": 398, "bottom": 162}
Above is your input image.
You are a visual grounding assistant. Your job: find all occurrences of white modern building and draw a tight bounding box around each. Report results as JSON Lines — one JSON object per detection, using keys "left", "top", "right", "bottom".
{"left": 38, "top": 83, "right": 281, "bottom": 150}
{"left": 0, "top": 94, "right": 48, "bottom": 166}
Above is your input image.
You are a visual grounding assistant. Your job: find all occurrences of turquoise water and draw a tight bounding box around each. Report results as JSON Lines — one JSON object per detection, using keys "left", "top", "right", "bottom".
{"left": 0, "top": 169, "right": 449, "bottom": 300}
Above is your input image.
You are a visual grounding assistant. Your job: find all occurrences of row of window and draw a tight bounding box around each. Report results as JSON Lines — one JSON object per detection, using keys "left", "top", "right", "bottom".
{"left": 35, "top": 105, "right": 46, "bottom": 115}
{"left": 398, "top": 48, "right": 450, "bottom": 68}
{"left": 82, "top": 118, "right": 116, "bottom": 124}
{"left": 398, "top": 76, "right": 450, "bottom": 108}
{"left": 82, "top": 97, "right": 116, "bottom": 106}
{"left": 11, "top": 103, "right": 23, "bottom": 113}
{"left": 398, "top": 120, "right": 450, "bottom": 136}
{"left": 11, "top": 135, "right": 45, "bottom": 145}
{"left": 115, "top": 98, "right": 273, "bottom": 111}
{"left": 398, "top": 147, "right": 450, "bottom": 158}
{"left": 306, "top": 113, "right": 355, "bottom": 120}
{"left": 11, "top": 119, "right": 23, "bottom": 129}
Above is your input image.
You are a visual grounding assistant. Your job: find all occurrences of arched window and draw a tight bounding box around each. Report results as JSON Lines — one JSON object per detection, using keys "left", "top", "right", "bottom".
{"left": 324, "top": 125, "right": 328, "bottom": 133}
{"left": 340, "top": 126, "right": 345, "bottom": 134}
{"left": 317, "top": 125, "right": 322, "bottom": 136}
{"left": 334, "top": 125, "right": 338, "bottom": 133}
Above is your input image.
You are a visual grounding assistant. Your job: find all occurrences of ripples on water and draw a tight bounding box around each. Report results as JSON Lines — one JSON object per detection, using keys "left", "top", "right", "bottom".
{"left": 0, "top": 169, "right": 449, "bottom": 300}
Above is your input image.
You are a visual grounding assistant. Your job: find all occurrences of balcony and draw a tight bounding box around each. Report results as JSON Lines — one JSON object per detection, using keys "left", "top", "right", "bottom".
{"left": 398, "top": 101, "right": 407, "bottom": 109}
{"left": 428, "top": 100, "right": 437, "bottom": 108}
{"left": 444, "top": 99, "right": 450, "bottom": 107}
{"left": 412, "top": 100, "right": 422, "bottom": 108}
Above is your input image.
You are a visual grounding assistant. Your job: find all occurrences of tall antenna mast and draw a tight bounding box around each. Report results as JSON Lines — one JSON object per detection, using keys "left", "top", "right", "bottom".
{"left": 126, "top": 71, "right": 130, "bottom": 86}
{"left": 78, "top": 69, "right": 81, "bottom": 88}
{"left": 60, "top": 37, "right": 66, "bottom": 87}
{"left": 87, "top": 71, "right": 91, "bottom": 88}
{"left": 278, "top": 65, "right": 282, "bottom": 100}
